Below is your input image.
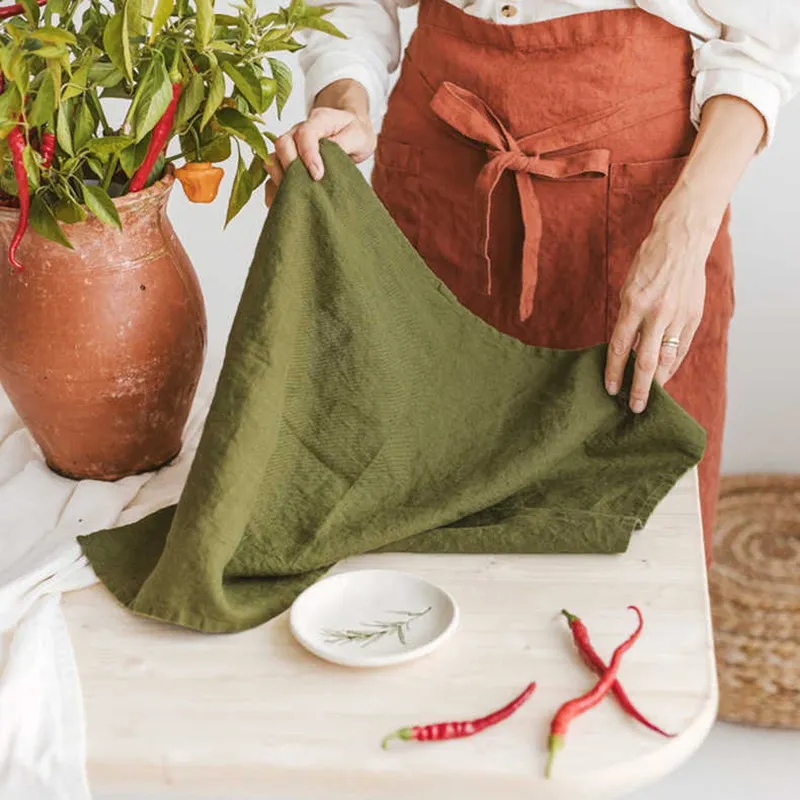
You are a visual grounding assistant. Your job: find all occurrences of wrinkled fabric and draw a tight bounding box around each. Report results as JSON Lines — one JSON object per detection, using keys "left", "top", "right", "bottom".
{"left": 78, "top": 143, "right": 704, "bottom": 634}
{"left": 372, "top": 0, "right": 733, "bottom": 561}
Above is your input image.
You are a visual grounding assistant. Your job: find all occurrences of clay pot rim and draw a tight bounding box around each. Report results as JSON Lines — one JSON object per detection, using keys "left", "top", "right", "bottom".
{"left": 0, "top": 167, "right": 175, "bottom": 222}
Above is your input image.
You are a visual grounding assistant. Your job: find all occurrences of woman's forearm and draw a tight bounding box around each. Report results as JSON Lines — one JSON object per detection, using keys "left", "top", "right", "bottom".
{"left": 313, "top": 79, "right": 371, "bottom": 122}
{"left": 660, "top": 95, "right": 766, "bottom": 230}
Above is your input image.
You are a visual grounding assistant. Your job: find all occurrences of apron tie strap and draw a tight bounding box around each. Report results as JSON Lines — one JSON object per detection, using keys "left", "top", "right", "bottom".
{"left": 430, "top": 81, "right": 610, "bottom": 321}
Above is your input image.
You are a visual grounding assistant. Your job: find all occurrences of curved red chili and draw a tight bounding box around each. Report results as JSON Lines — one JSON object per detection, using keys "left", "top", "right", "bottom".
{"left": 7, "top": 126, "right": 29, "bottom": 271}
{"left": 546, "top": 606, "right": 643, "bottom": 779}
{"left": 129, "top": 82, "right": 182, "bottom": 192}
{"left": 561, "top": 609, "right": 674, "bottom": 738}
{"left": 382, "top": 681, "right": 536, "bottom": 749}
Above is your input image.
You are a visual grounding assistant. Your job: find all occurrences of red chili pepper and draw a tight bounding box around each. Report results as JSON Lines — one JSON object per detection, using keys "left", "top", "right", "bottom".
{"left": 561, "top": 609, "right": 674, "bottom": 738}
{"left": 39, "top": 131, "right": 55, "bottom": 169}
{"left": 7, "top": 126, "right": 29, "bottom": 271}
{"left": 0, "top": 0, "right": 46, "bottom": 19}
{"left": 381, "top": 681, "right": 536, "bottom": 749}
{"left": 545, "top": 606, "right": 643, "bottom": 779}
{"left": 129, "top": 82, "right": 182, "bottom": 193}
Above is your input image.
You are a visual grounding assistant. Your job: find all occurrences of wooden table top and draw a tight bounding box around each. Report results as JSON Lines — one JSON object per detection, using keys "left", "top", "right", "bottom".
{"left": 64, "top": 468, "right": 716, "bottom": 800}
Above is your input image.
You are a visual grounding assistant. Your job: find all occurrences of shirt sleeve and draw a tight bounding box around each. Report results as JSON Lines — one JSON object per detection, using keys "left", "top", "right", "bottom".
{"left": 691, "top": 1, "right": 800, "bottom": 149}
{"left": 297, "top": 0, "right": 407, "bottom": 123}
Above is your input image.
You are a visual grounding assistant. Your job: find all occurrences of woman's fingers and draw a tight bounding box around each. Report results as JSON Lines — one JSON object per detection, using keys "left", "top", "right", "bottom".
{"left": 605, "top": 300, "right": 642, "bottom": 397}
{"left": 274, "top": 126, "right": 300, "bottom": 172}
{"left": 654, "top": 324, "right": 683, "bottom": 385}
{"left": 661, "top": 321, "right": 698, "bottom": 385}
{"left": 629, "top": 320, "right": 665, "bottom": 413}
{"left": 263, "top": 157, "right": 284, "bottom": 209}
{"left": 264, "top": 178, "right": 278, "bottom": 208}
{"left": 265, "top": 107, "right": 377, "bottom": 207}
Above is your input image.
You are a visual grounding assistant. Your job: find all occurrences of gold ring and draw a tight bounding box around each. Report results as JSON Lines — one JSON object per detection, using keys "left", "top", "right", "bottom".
{"left": 661, "top": 336, "right": 681, "bottom": 349}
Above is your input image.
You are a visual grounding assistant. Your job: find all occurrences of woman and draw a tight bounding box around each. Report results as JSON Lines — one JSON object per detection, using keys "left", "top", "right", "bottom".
{"left": 264, "top": 0, "right": 800, "bottom": 559}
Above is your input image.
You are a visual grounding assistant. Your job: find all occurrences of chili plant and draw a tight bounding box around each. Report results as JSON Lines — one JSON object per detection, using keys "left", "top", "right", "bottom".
{"left": 0, "top": 0, "right": 342, "bottom": 253}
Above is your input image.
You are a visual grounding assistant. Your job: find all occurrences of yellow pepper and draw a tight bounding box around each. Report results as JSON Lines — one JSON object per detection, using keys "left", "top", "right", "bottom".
{"left": 175, "top": 162, "right": 225, "bottom": 204}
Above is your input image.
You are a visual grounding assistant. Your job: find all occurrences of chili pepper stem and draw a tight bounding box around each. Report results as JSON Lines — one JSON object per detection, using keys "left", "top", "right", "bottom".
{"left": 545, "top": 734, "right": 564, "bottom": 779}
{"left": 561, "top": 609, "right": 579, "bottom": 624}
{"left": 381, "top": 728, "right": 414, "bottom": 750}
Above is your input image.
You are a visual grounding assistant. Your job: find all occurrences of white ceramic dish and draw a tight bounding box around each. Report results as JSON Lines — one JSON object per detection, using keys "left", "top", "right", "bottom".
{"left": 289, "top": 569, "right": 459, "bottom": 668}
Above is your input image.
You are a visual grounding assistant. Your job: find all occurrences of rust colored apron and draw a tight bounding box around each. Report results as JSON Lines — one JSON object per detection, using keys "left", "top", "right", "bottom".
{"left": 372, "top": 0, "right": 734, "bottom": 559}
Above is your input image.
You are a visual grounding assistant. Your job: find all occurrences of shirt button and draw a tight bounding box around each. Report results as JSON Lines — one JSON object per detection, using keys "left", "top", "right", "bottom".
{"left": 500, "top": 4, "right": 518, "bottom": 17}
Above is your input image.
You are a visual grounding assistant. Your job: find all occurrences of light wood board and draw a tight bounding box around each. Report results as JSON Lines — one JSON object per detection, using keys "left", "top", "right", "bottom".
{"left": 64, "top": 467, "right": 716, "bottom": 799}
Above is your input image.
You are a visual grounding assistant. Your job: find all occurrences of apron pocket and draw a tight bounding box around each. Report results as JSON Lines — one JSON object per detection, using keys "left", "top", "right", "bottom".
{"left": 607, "top": 155, "right": 734, "bottom": 340}
{"left": 372, "top": 136, "right": 422, "bottom": 248}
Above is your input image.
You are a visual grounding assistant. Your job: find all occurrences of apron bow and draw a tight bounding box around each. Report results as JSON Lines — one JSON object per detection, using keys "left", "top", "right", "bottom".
{"left": 431, "top": 81, "right": 610, "bottom": 321}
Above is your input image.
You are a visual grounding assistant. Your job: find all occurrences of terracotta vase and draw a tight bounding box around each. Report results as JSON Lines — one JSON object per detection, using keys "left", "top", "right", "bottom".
{"left": 0, "top": 173, "right": 206, "bottom": 480}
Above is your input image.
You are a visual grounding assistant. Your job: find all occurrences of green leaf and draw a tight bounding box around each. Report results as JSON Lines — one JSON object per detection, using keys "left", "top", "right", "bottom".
{"left": 173, "top": 71, "right": 204, "bottom": 131}
{"left": 195, "top": 0, "right": 214, "bottom": 48}
{"left": 30, "top": 194, "right": 73, "bottom": 248}
{"left": 0, "top": 85, "right": 22, "bottom": 125}
{"left": 83, "top": 183, "right": 122, "bottom": 229}
{"left": 19, "top": 0, "right": 41, "bottom": 26}
{"left": 258, "top": 38, "right": 304, "bottom": 54}
{"left": 55, "top": 100, "right": 73, "bottom": 155}
{"left": 61, "top": 62, "right": 90, "bottom": 101}
{"left": 85, "top": 135, "right": 135, "bottom": 157}
{"left": 28, "top": 72, "right": 56, "bottom": 127}
{"left": 200, "top": 66, "right": 224, "bottom": 129}
{"left": 267, "top": 58, "right": 292, "bottom": 117}
{"left": 73, "top": 99, "right": 96, "bottom": 151}
{"left": 198, "top": 132, "right": 230, "bottom": 162}
{"left": 222, "top": 62, "right": 264, "bottom": 113}
{"left": 214, "top": 13, "right": 239, "bottom": 25}
{"left": 22, "top": 145, "right": 40, "bottom": 190}
{"left": 297, "top": 16, "right": 346, "bottom": 38}
{"left": 225, "top": 152, "right": 251, "bottom": 226}
{"left": 119, "top": 135, "right": 150, "bottom": 177}
{"left": 32, "top": 26, "right": 77, "bottom": 45}
{"left": 26, "top": 44, "right": 69, "bottom": 59}
{"left": 85, "top": 156, "right": 105, "bottom": 179}
{"left": 215, "top": 106, "right": 269, "bottom": 162}
{"left": 133, "top": 59, "right": 172, "bottom": 142}
{"left": 207, "top": 40, "right": 236, "bottom": 53}
{"left": 126, "top": 0, "right": 146, "bottom": 38}
{"left": 47, "top": 57, "right": 62, "bottom": 103}
{"left": 149, "top": 0, "right": 174, "bottom": 43}
{"left": 103, "top": 8, "right": 133, "bottom": 82}
{"left": 54, "top": 194, "right": 87, "bottom": 224}
{"left": 246, "top": 154, "right": 267, "bottom": 190}
{"left": 88, "top": 61, "right": 125, "bottom": 88}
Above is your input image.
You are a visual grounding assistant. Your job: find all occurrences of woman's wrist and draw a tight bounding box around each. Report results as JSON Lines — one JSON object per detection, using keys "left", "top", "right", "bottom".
{"left": 654, "top": 93, "right": 765, "bottom": 251}
{"left": 313, "top": 79, "right": 371, "bottom": 125}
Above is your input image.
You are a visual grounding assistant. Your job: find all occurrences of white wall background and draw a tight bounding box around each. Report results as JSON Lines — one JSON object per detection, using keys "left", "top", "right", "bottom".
{"left": 163, "top": 7, "right": 800, "bottom": 795}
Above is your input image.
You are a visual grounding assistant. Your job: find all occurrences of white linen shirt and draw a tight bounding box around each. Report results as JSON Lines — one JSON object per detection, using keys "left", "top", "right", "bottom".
{"left": 298, "top": 0, "right": 800, "bottom": 147}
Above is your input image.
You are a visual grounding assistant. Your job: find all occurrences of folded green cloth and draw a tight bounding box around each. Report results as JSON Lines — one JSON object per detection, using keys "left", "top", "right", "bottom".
{"left": 79, "top": 142, "right": 705, "bottom": 633}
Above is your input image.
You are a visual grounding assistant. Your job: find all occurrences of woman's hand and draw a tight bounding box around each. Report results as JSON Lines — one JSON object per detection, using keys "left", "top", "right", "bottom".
{"left": 264, "top": 79, "right": 376, "bottom": 206}
{"left": 605, "top": 93, "right": 767, "bottom": 412}
{"left": 604, "top": 193, "right": 716, "bottom": 411}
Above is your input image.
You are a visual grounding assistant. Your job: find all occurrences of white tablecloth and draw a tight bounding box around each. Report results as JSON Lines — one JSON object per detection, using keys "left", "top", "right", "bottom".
{"left": 0, "top": 365, "right": 216, "bottom": 799}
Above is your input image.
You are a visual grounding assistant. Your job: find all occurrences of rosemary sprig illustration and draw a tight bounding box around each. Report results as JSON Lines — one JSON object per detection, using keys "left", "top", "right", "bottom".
{"left": 322, "top": 606, "right": 432, "bottom": 648}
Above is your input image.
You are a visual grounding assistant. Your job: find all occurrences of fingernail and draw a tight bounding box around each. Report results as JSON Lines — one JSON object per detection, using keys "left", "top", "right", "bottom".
{"left": 606, "top": 381, "right": 618, "bottom": 396}
{"left": 310, "top": 160, "right": 324, "bottom": 180}
{"left": 631, "top": 398, "right": 645, "bottom": 413}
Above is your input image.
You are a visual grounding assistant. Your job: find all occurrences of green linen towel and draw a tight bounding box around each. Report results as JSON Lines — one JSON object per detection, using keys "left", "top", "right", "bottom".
{"left": 79, "top": 142, "right": 705, "bottom": 633}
